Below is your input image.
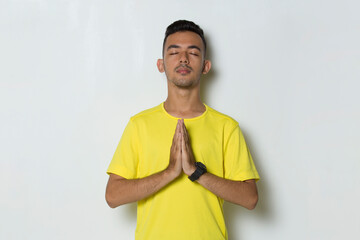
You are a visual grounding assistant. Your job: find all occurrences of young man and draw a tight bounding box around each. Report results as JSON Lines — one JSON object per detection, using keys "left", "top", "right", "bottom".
{"left": 106, "top": 20, "right": 260, "bottom": 240}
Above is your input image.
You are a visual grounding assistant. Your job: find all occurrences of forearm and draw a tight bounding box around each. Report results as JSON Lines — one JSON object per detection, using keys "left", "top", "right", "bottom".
{"left": 196, "top": 173, "right": 258, "bottom": 210}
{"left": 106, "top": 170, "right": 176, "bottom": 208}
{"left": 106, "top": 120, "right": 184, "bottom": 208}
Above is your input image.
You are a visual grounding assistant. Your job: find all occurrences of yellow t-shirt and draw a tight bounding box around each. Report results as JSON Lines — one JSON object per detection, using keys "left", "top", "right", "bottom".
{"left": 107, "top": 102, "right": 260, "bottom": 240}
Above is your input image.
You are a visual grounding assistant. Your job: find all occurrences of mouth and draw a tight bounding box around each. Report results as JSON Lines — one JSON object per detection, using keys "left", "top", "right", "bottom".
{"left": 176, "top": 69, "right": 190, "bottom": 74}
{"left": 175, "top": 65, "right": 192, "bottom": 74}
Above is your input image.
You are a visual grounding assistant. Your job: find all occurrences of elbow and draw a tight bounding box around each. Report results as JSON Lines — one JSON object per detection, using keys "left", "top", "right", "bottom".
{"left": 246, "top": 193, "right": 258, "bottom": 210}
{"left": 105, "top": 177, "right": 129, "bottom": 208}
{"left": 105, "top": 191, "right": 123, "bottom": 208}
{"left": 105, "top": 193, "right": 116, "bottom": 208}
{"left": 106, "top": 201, "right": 117, "bottom": 209}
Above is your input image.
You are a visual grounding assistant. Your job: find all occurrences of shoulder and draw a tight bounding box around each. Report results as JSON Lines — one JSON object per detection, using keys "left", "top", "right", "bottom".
{"left": 129, "top": 103, "right": 163, "bottom": 123}
{"left": 205, "top": 104, "right": 239, "bottom": 129}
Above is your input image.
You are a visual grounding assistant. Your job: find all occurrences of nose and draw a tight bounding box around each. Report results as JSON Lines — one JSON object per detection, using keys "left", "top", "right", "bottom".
{"left": 179, "top": 52, "right": 189, "bottom": 64}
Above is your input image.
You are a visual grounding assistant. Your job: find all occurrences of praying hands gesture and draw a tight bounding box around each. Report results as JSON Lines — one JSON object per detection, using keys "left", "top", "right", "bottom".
{"left": 167, "top": 119, "right": 197, "bottom": 179}
{"left": 106, "top": 120, "right": 258, "bottom": 209}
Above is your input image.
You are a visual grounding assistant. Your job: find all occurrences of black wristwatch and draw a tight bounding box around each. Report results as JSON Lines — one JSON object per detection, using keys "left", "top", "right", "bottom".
{"left": 188, "top": 162, "right": 207, "bottom": 182}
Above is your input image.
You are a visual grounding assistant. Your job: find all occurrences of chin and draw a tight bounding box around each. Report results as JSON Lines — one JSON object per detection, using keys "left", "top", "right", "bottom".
{"left": 173, "top": 79, "right": 198, "bottom": 88}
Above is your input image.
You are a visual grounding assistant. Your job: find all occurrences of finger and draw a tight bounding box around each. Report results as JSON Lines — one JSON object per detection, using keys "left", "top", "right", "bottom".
{"left": 178, "top": 126, "right": 182, "bottom": 146}
{"left": 172, "top": 121, "right": 181, "bottom": 153}
{"left": 180, "top": 119, "right": 185, "bottom": 135}
{"left": 175, "top": 120, "right": 181, "bottom": 141}
{"left": 178, "top": 119, "right": 183, "bottom": 135}
{"left": 182, "top": 119, "right": 187, "bottom": 133}
{"left": 177, "top": 124, "right": 181, "bottom": 140}
{"left": 176, "top": 119, "right": 179, "bottom": 131}
{"left": 173, "top": 120, "right": 179, "bottom": 138}
{"left": 181, "top": 129, "right": 186, "bottom": 152}
{"left": 178, "top": 121, "right": 183, "bottom": 141}
{"left": 182, "top": 120, "right": 189, "bottom": 143}
{"left": 179, "top": 119, "right": 183, "bottom": 135}
{"left": 176, "top": 123, "right": 182, "bottom": 150}
{"left": 171, "top": 136, "right": 176, "bottom": 150}
{"left": 180, "top": 120, "right": 185, "bottom": 141}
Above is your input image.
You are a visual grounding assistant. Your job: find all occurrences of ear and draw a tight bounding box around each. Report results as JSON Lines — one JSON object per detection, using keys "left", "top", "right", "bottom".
{"left": 202, "top": 60, "right": 212, "bottom": 74}
{"left": 157, "top": 59, "right": 165, "bottom": 73}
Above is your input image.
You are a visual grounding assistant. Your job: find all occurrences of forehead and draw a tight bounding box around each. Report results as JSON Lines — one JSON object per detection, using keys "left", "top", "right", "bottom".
{"left": 164, "top": 31, "right": 204, "bottom": 51}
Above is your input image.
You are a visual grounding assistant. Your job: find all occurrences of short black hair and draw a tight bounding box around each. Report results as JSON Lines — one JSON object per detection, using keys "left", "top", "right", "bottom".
{"left": 162, "top": 20, "right": 207, "bottom": 56}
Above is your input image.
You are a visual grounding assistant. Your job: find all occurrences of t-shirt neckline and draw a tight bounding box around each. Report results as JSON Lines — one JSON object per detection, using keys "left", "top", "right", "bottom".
{"left": 161, "top": 102, "right": 208, "bottom": 121}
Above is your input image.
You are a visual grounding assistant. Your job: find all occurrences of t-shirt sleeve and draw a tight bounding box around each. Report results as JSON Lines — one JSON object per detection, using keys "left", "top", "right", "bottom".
{"left": 106, "top": 118, "right": 139, "bottom": 179}
{"left": 224, "top": 124, "right": 260, "bottom": 181}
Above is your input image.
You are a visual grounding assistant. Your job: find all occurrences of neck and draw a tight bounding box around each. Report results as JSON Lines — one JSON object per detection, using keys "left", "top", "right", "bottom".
{"left": 164, "top": 82, "right": 205, "bottom": 119}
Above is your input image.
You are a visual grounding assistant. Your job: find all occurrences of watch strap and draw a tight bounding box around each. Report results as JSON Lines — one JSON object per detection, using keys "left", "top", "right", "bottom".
{"left": 188, "top": 162, "right": 207, "bottom": 181}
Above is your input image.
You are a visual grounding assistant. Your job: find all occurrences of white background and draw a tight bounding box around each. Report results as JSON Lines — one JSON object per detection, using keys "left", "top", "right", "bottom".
{"left": 1, "top": 0, "right": 359, "bottom": 239}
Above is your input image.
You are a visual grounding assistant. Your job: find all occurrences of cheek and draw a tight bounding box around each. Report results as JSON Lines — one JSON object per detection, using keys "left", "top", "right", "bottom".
{"left": 164, "top": 58, "right": 176, "bottom": 68}
{"left": 194, "top": 61, "right": 205, "bottom": 72}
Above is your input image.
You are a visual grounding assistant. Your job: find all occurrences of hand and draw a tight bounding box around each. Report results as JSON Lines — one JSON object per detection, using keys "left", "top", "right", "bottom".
{"left": 166, "top": 119, "right": 183, "bottom": 179}
{"left": 180, "top": 119, "right": 196, "bottom": 176}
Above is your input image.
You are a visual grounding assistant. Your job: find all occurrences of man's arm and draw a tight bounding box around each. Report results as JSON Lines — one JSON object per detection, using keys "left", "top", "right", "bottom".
{"left": 106, "top": 170, "right": 176, "bottom": 208}
{"left": 196, "top": 174, "right": 258, "bottom": 210}
{"left": 105, "top": 119, "right": 183, "bottom": 208}
{"left": 180, "top": 119, "right": 258, "bottom": 210}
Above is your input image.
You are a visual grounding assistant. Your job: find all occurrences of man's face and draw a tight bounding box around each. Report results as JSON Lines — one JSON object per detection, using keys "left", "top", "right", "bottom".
{"left": 157, "top": 31, "right": 211, "bottom": 88}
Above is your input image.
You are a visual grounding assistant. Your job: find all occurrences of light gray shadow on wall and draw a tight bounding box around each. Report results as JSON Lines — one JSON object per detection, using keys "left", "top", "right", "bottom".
{"left": 200, "top": 35, "right": 217, "bottom": 103}
{"left": 201, "top": 37, "right": 272, "bottom": 239}
{"left": 223, "top": 129, "right": 272, "bottom": 239}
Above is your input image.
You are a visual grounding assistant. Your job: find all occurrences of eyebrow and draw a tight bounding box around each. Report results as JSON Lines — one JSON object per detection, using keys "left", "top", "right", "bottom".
{"left": 166, "top": 44, "right": 201, "bottom": 52}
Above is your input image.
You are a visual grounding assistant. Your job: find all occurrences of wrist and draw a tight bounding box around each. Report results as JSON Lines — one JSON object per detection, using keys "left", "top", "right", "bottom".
{"left": 188, "top": 162, "right": 207, "bottom": 182}
{"left": 164, "top": 167, "right": 179, "bottom": 181}
{"left": 184, "top": 164, "right": 197, "bottom": 176}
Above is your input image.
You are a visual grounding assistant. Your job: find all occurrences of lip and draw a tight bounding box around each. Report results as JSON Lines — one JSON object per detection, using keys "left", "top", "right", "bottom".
{"left": 175, "top": 65, "right": 192, "bottom": 74}
{"left": 176, "top": 68, "right": 191, "bottom": 74}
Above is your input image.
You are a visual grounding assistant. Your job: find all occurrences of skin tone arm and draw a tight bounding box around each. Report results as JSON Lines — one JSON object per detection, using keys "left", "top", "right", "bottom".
{"left": 197, "top": 175, "right": 257, "bottom": 210}
{"left": 106, "top": 119, "right": 258, "bottom": 210}
{"left": 105, "top": 120, "right": 183, "bottom": 208}
{"left": 106, "top": 171, "right": 174, "bottom": 208}
{"left": 180, "top": 119, "right": 258, "bottom": 210}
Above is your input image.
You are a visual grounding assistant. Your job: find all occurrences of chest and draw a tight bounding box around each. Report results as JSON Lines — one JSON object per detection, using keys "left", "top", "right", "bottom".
{"left": 137, "top": 122, "right": 224, "bottom": 177}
